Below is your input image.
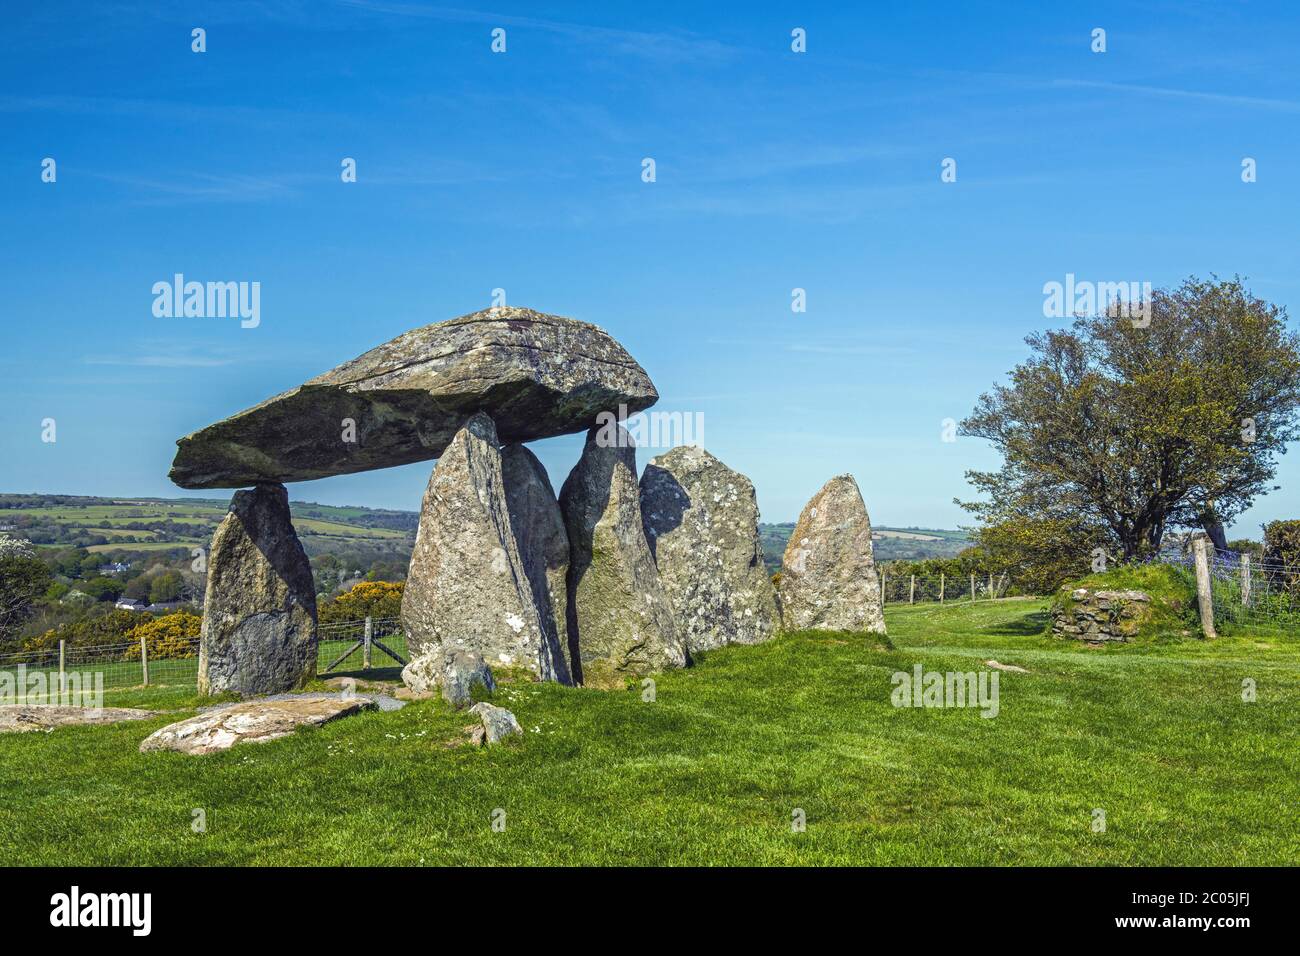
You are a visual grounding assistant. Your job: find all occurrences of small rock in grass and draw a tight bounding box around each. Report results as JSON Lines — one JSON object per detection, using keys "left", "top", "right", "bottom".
{"left": 468, "top": 702, "right": 522, "bottom": 745}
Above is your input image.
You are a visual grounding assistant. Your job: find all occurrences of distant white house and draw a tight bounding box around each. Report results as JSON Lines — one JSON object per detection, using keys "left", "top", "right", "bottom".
{"left": 98, "top": 562, "right": 131, "bottom": 576}
{"left": 115, "top": 598, "right": 149, "bottom": 612}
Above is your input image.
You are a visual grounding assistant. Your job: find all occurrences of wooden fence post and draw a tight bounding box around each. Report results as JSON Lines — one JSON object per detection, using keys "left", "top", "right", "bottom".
{"left": 140, "top": 636, "right": 149, "bottom": 687}
{"left": 939, "top": 573, "right": 945, "bottom": 603}
{"left": 970, "top": 573, "right": 975, "bottom": 601}
{"left": 987, "top": 572, "right": 994, "bottom": 599}
{"left": 880, "top": 570, "right": 886, "bottom": 605}
{"left": 363, "top": 617, "right": 373, "bottom": 670}
{"left": 58, "top": 639, "right": 66, "bottom": 701}
{"left": 1241, "top": 554, "right": 1252, "bottom": 608}
{"left": 909, "top": 575, "right": 915, "bottom": 604}
{"left": 1192, "top": 537, "right": 1217, "bottom": 639}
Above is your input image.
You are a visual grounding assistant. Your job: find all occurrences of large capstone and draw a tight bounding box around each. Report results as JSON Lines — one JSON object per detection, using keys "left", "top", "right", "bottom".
{"left": 169, "top": 307, "right": 659, "bottom": 489}
{"left": 559, "top": 425, "right": 687, "bottom": 686}
{"left": 502, "top": 444, "right": 570, "bottom": 672}
{"left": 400, "top": 413, "right": 570, "bottom": 682}
{"left": 197, "top": 483, "right": 318, "bottom": 697}
{"left": 778, "top": 474, "right": 886, "bottom": 634}
{"left": 640, "top": 445, "right": 778, "bottom": 653}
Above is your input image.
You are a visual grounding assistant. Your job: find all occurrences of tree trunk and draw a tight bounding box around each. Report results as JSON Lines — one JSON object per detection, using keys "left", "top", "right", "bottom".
{"left": 1201, "top": 517, "right": 1229, "bottom": 554}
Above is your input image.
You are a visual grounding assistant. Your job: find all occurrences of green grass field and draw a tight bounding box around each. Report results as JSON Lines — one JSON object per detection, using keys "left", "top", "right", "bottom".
{"left": 1, "top": 598, "right": 1296, "bottom": 865}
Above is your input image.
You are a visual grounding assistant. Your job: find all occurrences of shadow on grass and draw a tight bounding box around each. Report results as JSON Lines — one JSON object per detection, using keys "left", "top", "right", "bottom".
{"left": 985, "top": 609, "right": 1051, "bottom": 637}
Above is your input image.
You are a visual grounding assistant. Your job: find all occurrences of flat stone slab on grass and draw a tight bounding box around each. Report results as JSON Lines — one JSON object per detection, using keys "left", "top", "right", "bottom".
{"left": 0, "top": 705, "right": 157, "bottom": 734}
{"left": 140, "top": 694, "right": 375, "bottom": 755}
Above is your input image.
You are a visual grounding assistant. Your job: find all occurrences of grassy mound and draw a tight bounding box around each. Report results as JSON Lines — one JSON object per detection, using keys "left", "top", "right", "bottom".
{"left": 1050, "top": 563, "right": 1199, "bottom": 642}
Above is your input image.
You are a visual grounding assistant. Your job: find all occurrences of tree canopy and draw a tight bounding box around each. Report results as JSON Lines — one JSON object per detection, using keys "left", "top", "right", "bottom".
{"left": 960, "top": 277, "right": 1300, "bottom": 575}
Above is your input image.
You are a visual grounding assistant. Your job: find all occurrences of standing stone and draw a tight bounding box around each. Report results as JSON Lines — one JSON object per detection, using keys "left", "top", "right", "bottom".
{"left": 400, "top": 413, "right": 570, "bottom": 682}
{"left": 559, "top": 425, "right": 687, "bottom": 686}
{"left": 640, "top": 445, "right": 778, "bottom": 653}
{"left": 198, "top": 483, "right": 318, "bottom": 696}
{"left": 502, "top": 444, "right": 570, "bottom": 674}
{"left": 778, "top": 474, "right": 886, "bottom": 634}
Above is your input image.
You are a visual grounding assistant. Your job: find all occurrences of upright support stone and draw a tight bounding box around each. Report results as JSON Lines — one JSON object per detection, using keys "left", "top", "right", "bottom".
{"left": 501, "top": 444, "right": 571, "bottom": 679}
{"left": 198, "top": 483, "right": 318, "bottom": 697}
{"left": 561, "top": 424, "right": 687, "bottom": 686}
{"left": 1192, "top": 536, "right": 1217, "bottom": 639}
{"left": 400, "top": 413, "right": 570, "bottom": 683}
{"left": 639, "top": 445, "right": 778, "bottom": 653}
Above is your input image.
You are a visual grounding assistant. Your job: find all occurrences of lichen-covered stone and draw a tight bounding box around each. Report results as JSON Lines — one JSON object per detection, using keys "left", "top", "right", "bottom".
{"left": 139, "top": 694, "right": 374, "bottom": 754}
{"left": 559, "top": 426, "right": 687, "bottom": 686}
{"left": 778, "top": 474, "right": 886, "bottom": 634}
{"left": 468, "top": 701, "right": 522, "bottom": 745}
{"left": 169, "top": 307, "right": 659, "bottom": 489}
{"left": 400, "top": 413, "right": 570, "bottom": 682}
{"left": 502, "top": 444, "right": 570, "bottom": 675}
{"left": 198, "top": 483, "right": 318, "bottom": 696}
{"left": 401, "top": 647, "right": 497, "bottom": 708}
{"left": 640, "top": 445, "right": 778, "bottom": 653}
{"left": 0, "top": 706, "right": 156, "bottom": 733}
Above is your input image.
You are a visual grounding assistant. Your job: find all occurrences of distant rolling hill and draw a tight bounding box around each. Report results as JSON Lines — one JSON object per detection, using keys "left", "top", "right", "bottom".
{"left": 757, "top": 523, "right": 970, "bottom": 573}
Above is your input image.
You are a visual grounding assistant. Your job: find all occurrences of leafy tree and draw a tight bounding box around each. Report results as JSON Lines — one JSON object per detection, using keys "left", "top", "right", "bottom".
{"left": 0, "top": 551, "right": 53, "bottom": 649}
{"left": 148, "top": 570, "right": 183, "bottom": 604}
{"left": 961, "top": 277, "right": 1300, "bottom": 564}
{"left": 81, "top": 576, "right": 125, "bottom": 602}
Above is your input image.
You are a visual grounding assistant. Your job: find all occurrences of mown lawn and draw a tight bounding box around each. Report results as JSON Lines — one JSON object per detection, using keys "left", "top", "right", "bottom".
{"left": 1, "top": 598, "right": 1296, "bottom": 865}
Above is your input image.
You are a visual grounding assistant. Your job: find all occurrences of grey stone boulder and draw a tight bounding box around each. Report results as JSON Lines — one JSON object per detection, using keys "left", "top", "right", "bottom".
{"left": 400, "top": 413, "right": 570, "bottom": 682}
{"left": 197, "top": 483, "right": 318, "bottom": 697}
{"left": 401, "top": 647, "right": 497, "bottom": 709}
{"left": 502, "top": 444, "right": 570, "bottom": 676}
{"left": 168, "top": 307, "right": 659, "bottom": 489}
{"left": 140, "top": 694, "right": 374, "bottom": 754}
{"left": 559, "top": 425, "right": 687, "bottom": 687}
{"left": 640, "top": 445, "right": 779, "bottom": 653}
{"left": 468, "top": 702, "right": 522, "bottom": 745}
{"left": 778, "top": 474, "right": 886, "bottom": 634}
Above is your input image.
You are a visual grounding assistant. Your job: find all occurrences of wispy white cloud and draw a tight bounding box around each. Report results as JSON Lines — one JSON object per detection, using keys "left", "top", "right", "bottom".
{"left": 335, "top": 0, "right": 737, "bottom": 63}
{"left": 1049, "top": 78, "right": 1300, "bottom": 112}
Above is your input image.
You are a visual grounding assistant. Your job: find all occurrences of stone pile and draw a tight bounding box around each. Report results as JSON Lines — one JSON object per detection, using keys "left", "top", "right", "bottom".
{"left": 171, "top": 305, "right": 888, "bottom": 703}
{"left": 1051, "top": 588, "right": 1152, "bottom": 642}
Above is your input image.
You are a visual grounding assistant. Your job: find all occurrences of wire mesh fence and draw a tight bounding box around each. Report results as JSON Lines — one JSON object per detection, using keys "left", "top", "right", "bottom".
{"left": 877, "top": 570, "right": 1015, "bottom": 605}
{"left": 0, "top": 617, "right": 412, "bottom": 703}
{"left": 1205, "top": 549, "right": 1300, "bottom": 633}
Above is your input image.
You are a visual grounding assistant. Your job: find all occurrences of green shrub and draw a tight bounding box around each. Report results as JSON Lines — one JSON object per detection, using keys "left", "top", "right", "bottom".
{"left": 1049, "top": 563, "right": 1199, "bottom": 641}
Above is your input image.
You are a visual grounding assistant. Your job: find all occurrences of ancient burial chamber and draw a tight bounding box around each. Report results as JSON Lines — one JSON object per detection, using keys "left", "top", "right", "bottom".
{"left": 172, "top": 306, "right": 664, "bottom": 694}
{"left": 400, "top": 412, "right": 571, "bottom": 682}
{"left": 197, "top": 483, "right": 318, "bottom": 696}
{"left": 778, "top": 474, "right": 886, "bottom": 635}
{"left": 560, "top": 424, "right": 688, "bottom": 687}
{"left": 640, "top": 445, "right": 779, "bottom": 653}
{"left": 169, "top": 306, "right": 659, "bottom": 489}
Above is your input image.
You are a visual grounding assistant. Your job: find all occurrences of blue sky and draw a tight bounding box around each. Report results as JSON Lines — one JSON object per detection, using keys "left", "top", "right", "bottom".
{"left": 2, "top": 0, "right": 1299, "bottom": 533}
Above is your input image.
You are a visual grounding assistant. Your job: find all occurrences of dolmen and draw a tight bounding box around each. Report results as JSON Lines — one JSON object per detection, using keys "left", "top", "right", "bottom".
{"left": 171, "top": 304, "right": 886, "bottom": 699}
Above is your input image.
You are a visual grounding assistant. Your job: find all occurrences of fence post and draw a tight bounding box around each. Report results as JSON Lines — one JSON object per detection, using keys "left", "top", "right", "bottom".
{"left": 970, "top": 573, "right": 975, "bottom": 602}
{"left": 58, "top": 639, "right": 66, "bottom": 700}
{"left": 987, "top": 572, "right": 993, "bottom": 600}
{"left": 909, "top": 575, "right": 915, "bottom": 604}
{"left": 363, "top": 616, "right": 373, "bottom": 670}
{"left": 1241, "top": 554, "right": 1252, "bottom": 608}
{"left": 140, "top": 636, "right": 149, "bottom": 687}
{"left": 940, "top": 573, "right": 945, "bottom": 603}
{"left": 1192, "top": 536, "right": 1217, "bottom": 639}
{"left": 880, "top": 570, "right": 886, "bottom": 606}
